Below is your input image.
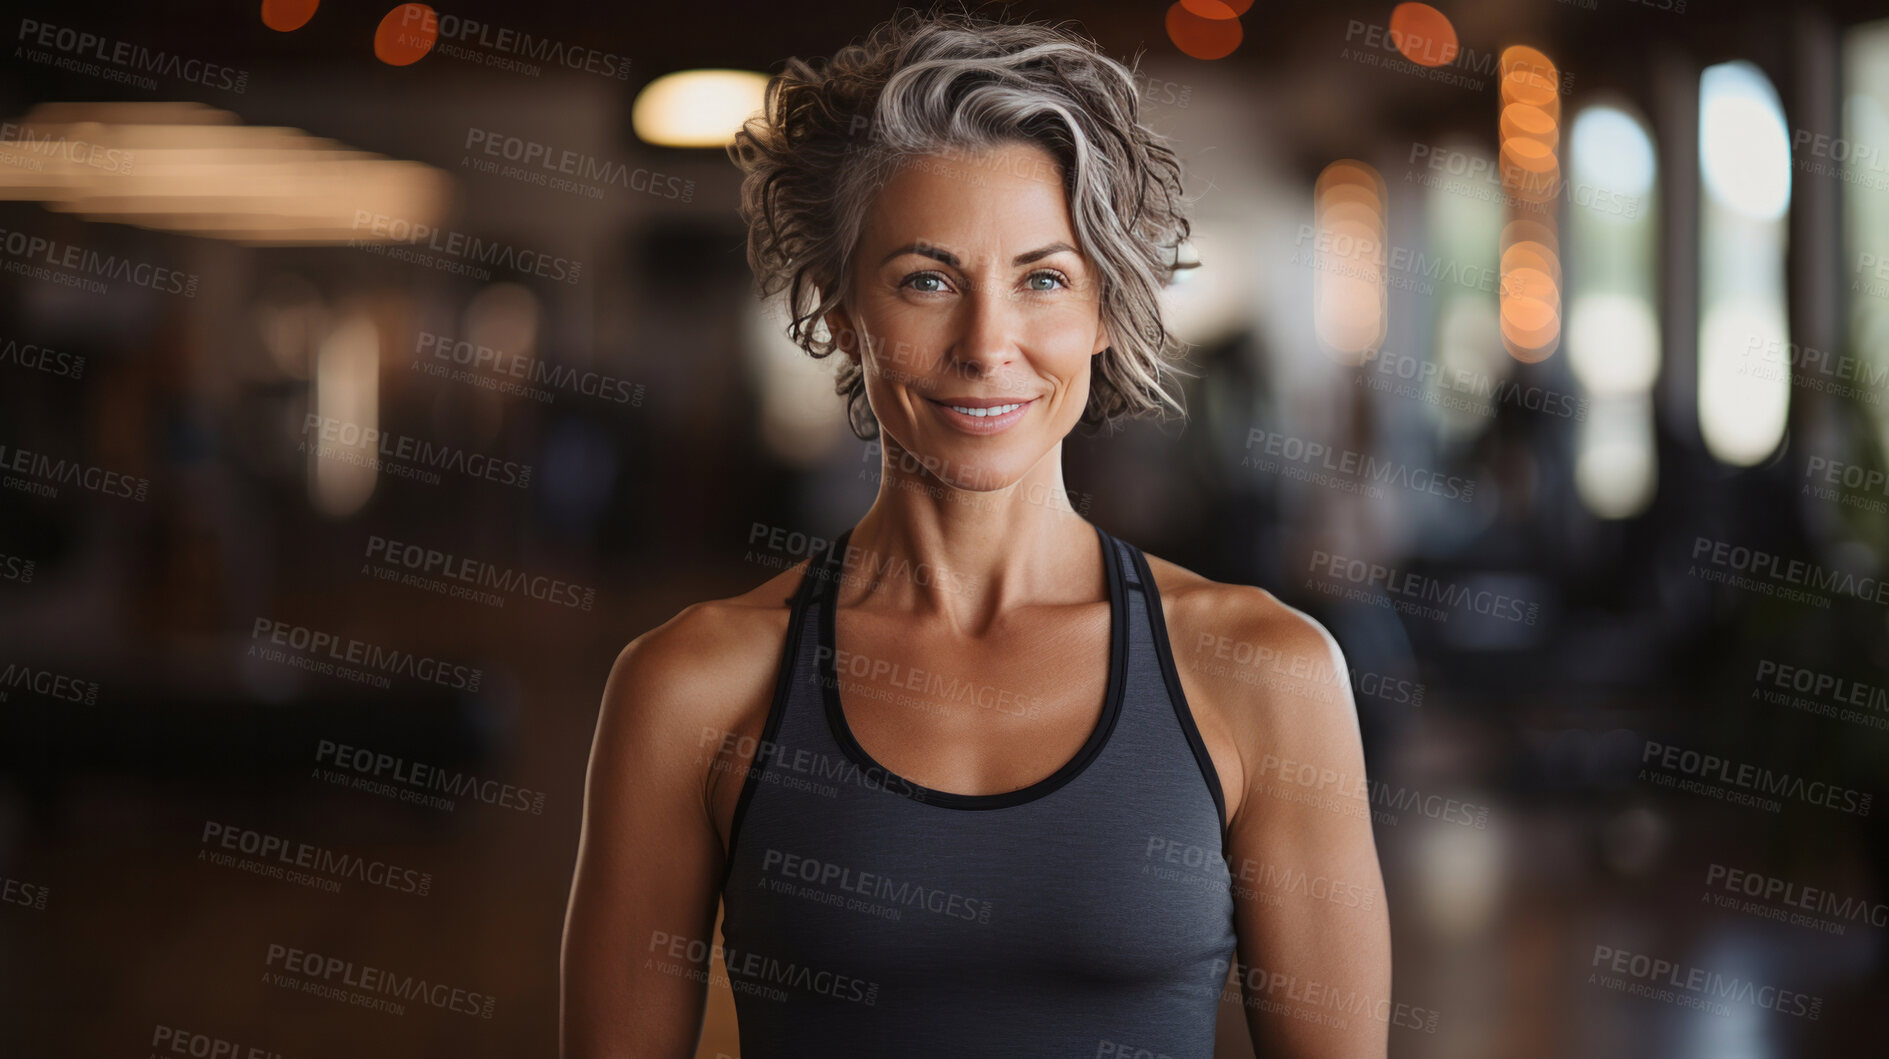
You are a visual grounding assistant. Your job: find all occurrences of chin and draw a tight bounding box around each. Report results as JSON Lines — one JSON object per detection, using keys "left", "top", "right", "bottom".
{"left": 885, "top": 425, "right": 1041, "bottom": 493}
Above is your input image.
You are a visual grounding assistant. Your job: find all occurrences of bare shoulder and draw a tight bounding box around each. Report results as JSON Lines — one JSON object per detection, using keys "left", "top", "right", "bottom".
{"left": 1142, "top": 551, "right": 1349, "bottom": 696}
{"left": 1140, "top": 551, "right": 1359, "bottom": 770}
{"left": 593, "top": 559, "right": 814, "bottom": 760}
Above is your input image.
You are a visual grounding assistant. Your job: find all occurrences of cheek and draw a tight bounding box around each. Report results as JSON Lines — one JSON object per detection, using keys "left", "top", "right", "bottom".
{"left": 1036, "top": 316, "right": 1102, "bottom": 386}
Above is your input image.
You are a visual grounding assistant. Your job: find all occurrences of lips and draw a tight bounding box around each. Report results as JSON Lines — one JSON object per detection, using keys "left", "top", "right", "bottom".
{"left": 923, "top": 395, "right": 1037, "bottom": 435}
{"left": 939, "top": 401, "right": 1025, "bottom": 418}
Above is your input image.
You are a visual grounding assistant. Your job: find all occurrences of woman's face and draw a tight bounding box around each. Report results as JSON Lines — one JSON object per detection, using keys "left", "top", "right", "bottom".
{"left": 828, "top": 139, "right": 1109, "bottom": 493}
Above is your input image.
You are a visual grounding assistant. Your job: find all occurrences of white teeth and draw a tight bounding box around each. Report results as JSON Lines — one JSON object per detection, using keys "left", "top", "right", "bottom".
{"left": 948, "top": 402, "right": 1023, "bottom": 417}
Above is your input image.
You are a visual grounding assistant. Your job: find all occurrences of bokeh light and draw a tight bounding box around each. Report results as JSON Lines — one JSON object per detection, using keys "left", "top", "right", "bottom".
{"left": 1180, "top": 0, "right": 1252, "bottom": 18}
{"left": 374, "top": 4, "right": 436, "bottom": 67}
{"left": 260, "top": 0, "right": 318, "bottom": 33}
{"left": 1165, "top": 1, "right": 1243, "bottom": 61}
{"left": 631, "top": 70, "right": 772, "bottom": 148}
{"left": 1312, "top": 159, "right": 1388, "bottom": 365}
{"left": 1388, "top": 3, "right": 1459, "bottom": 68}
{"left": 1498, "top": 45, "right": 1563, "bottom": 362}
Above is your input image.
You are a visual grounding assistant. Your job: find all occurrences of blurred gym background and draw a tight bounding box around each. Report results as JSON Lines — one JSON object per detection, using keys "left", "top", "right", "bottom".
{"left": 1, "top": 0, "right": 1887, "bottom": 1055}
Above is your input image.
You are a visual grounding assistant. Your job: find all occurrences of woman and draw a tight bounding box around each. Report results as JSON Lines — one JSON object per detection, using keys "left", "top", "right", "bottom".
{"left": 562, "top": 9, "right": 1390, "bottom": 1057}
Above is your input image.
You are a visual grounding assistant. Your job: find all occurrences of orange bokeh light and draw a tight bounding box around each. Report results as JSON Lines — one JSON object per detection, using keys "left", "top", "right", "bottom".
{"left": 1387, "top": 3, "right": 1459, "bottom": 68}
{"left": 1495, "top": 44, "right": 1561, "bottom": 362}
{"left": 1501, "top": 218, "right": 1559, "bottom": 254}
{"left": 1312, "top": 159, "right": 1388, "bottom": 364}
{"left": 1180, "top": 0, "right": 1252, "bottom": 18}
{"left": 261, "top": 0, "right": 319, "bottom": 32}
{"left": 1166, "top": 1, "right": 1243, "bottom": 60}
{"left": 1502, "top": 242, "right": 1562, "bottom": 287}
{"left": 1499, "top": 45, "right": 1555, "bottom": 78}
{"left": 375, "top": 4, "right": 436, "bottom": 67}
{"left": 1500, "top": 103, "right": 1557, "bottom": 148}
{"left": 1316, "top": 159, "right": 1386, "bottom": 198}
{"left": 1499, "top": 138, "right": 1561, "bottom": 200}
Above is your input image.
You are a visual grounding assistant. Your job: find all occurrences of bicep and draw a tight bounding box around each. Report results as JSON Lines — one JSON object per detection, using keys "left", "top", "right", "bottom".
{"left": 1223, "top": 620, "right": 1391, "bottom": 1058}
{"left": 561, "top": 641, "right": 725, "bottom": 1059}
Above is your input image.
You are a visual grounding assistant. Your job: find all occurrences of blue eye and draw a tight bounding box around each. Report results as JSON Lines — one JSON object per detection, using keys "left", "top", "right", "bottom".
{"left": 1027, "top": 270, "right": 1069, "bottom": 291}
{"left": 905, "top": 272, "right": 949, "bottom": 293}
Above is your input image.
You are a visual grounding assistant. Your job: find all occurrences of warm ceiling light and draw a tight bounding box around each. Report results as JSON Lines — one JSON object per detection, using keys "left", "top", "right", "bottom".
{"left": 631, "top": 69, "right": 770, "bottom": 148}
{"left": 1388, "top": 3, "right": 1458, "bottom": 68}
{"left": 0, "top": 101, "right": 450, "bottom": 245}
{"left": 1165, "top": 1, "right": 1243, "bottom": 61}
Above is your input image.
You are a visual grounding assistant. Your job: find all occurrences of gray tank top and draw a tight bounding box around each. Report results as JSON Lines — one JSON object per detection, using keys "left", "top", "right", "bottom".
{"left": 718, "top": 524, "right": 1237, "bottom": 1057}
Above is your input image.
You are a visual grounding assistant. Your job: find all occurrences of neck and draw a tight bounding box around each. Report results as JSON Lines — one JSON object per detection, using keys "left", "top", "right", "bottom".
{"left": 844, "top": 435, "right": 1099, "bottom": 635}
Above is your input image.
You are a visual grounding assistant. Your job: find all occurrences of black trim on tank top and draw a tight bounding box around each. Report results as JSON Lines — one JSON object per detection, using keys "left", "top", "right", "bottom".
{"left": 815, "top": 523, "right": 1128, "bottom": 810}
{"left": 718, "top": 546, "right": 826, "bottom": 895}
{"left": 1129, "top": 544, "right": 1231, "bottom": 851}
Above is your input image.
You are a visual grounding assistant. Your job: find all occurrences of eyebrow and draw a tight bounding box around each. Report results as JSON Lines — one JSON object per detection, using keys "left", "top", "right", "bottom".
{"left": 880, "top": 241, "right": 1078, "bottom": 268}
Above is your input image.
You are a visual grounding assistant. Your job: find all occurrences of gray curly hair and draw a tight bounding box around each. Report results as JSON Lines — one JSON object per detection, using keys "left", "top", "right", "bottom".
{"left": 727, "top": 5, "right": 1196, "bottom": 440}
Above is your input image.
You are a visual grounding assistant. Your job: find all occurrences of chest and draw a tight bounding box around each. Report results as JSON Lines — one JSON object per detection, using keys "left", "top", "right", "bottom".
{"left": 826, "top": 602, "right": 1113, "bottom": 798}
{"left": 723, "top": 782, "right": 1237, "bottom": 987}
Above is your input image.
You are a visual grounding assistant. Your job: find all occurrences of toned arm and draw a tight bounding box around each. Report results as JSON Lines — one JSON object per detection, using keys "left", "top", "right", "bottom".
{"left": 1164, "top": 574, "right": 1393, "bottom": 1058}
{"left": 559, "top": 593, "right": 789, "bottom": 1059}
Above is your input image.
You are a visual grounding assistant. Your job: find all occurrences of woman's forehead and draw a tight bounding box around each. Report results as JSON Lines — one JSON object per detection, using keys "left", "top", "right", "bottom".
{"left": 864, "top": 149, "right": 1079, "bottom": 261}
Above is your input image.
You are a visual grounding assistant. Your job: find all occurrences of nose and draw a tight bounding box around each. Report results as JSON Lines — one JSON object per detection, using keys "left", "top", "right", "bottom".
{"left": 948, "top": 283, "right": 1019, "bottom": 378}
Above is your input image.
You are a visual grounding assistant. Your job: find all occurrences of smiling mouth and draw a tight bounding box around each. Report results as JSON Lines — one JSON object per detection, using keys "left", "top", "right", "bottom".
{"left": 935, "top": 401, "right": 1028, "bottom": 417}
